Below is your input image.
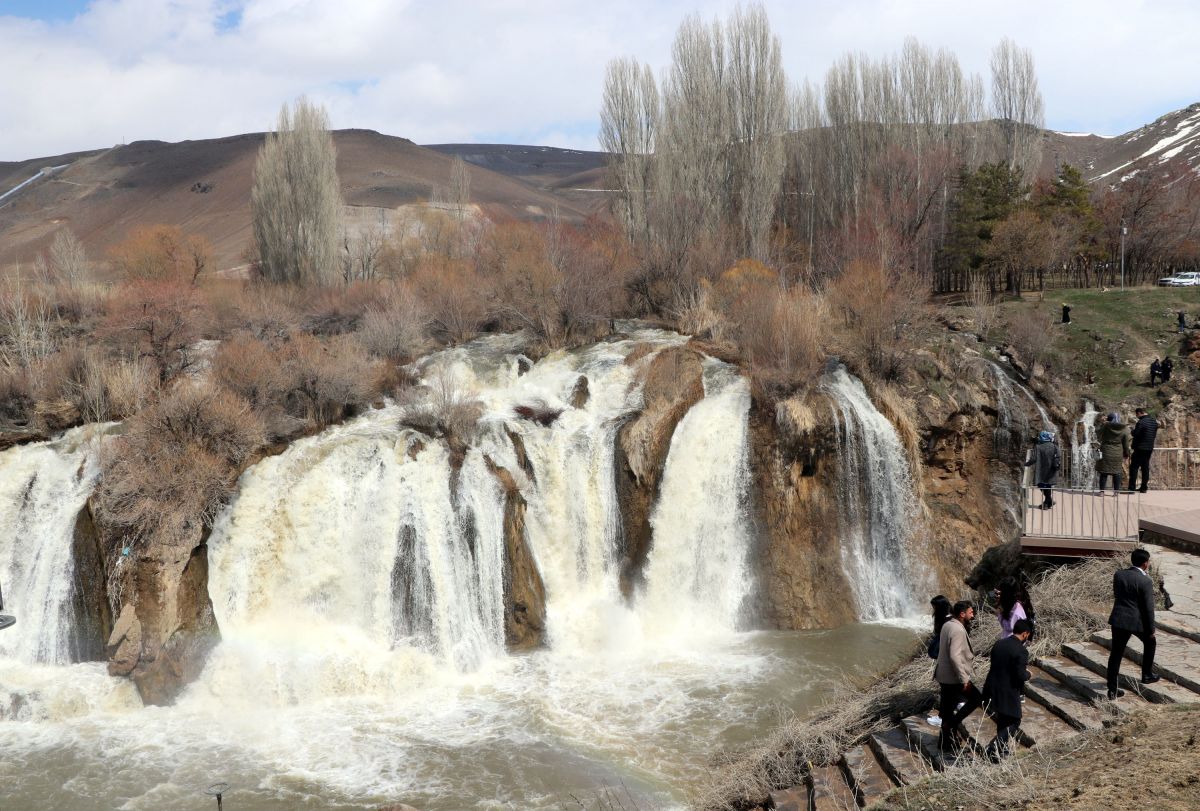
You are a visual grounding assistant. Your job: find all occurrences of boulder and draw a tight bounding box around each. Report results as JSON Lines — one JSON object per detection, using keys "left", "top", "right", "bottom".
{"left": 485, "top": 459, "right": 546, "bottom": 651}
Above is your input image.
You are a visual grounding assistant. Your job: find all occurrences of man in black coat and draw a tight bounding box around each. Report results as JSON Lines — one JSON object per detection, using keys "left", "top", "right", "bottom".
{"left": 1129, "top": 408, "right": 1159, "bottom": 492}
{"left": 983, "top": 618, "right": 1032, "bottom": 761}
{"left": 1106, "top": 548, "right": 1159, "bottom": 699}
{"left": 1162, "top": 356, "right": 1174, "bottom": 382}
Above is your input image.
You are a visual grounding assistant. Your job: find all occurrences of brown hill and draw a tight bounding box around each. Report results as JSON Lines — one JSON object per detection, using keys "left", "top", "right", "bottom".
{"left": 0, "top": 130, "right": 603, "bottom": 273}
{"left": 1041, "top": 102, "right": 1200, "bottom": 184}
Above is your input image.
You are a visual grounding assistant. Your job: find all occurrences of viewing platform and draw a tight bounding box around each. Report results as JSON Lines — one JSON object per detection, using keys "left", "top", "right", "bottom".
{"left": 1020, "top": 448, "right": 1200, "bottom": 557}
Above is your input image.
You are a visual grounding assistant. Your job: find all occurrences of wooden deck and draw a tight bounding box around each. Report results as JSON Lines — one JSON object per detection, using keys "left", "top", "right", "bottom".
{"left": 1021, "top": 488, "right": 1200, "bottom": 556}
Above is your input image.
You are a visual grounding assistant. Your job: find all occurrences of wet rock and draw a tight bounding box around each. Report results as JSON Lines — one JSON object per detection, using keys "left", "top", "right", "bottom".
{"left": 614, "top": 346, "right": 705, "bottom": 597}
{"left": 485, "top": 459, "right": 546, "bottom": 650}
{"left": 106, "top": 604, "right": 141, "bottom": 677}
{"left": 69, "top": 504, "right": 112, "bottom": 662}
{"left": 570, "top": 374, "right": 590, "bottom": 409}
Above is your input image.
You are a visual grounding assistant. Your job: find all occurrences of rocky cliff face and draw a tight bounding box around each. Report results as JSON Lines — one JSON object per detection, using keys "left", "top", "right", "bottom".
{"left": 103, "top": 517, "right": 220, "bottom": 706}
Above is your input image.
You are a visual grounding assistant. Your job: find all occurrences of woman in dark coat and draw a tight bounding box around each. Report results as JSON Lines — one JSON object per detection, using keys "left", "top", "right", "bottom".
{"left": 1025, "top": 430, "right": 1060, "bottom": 509}
{"left": 1097, "top": 412, "right": 1132, "bottom": 493}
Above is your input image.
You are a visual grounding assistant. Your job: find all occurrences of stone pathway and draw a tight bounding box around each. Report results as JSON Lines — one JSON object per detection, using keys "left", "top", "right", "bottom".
{"left": 767, "top": 541, "right": 1200, "bottom": 810}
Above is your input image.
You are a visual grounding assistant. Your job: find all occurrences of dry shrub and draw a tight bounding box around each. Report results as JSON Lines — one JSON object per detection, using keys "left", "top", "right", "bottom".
{"left": 674, "top": 285, "right": 728, "bottom": 340}
{"left": 108, "top": 224, "right": 211, "bottom": 284}
{"left": 277, "top": 332, "right": 379, "bottom": 426}
{"left": 103, "top": 357, "right": 156, "bottom": 418}
{"left": 0, "top": 364, "right": 34, "bottom": 427}
{"left": 218, "top": 282, "right": 304, "bottom": 340}
{"left": 96, "top": 383, "right": 264, "bottom": 546}
{"left": 400, "top": 367, "right": 484, "bottom": 444}
{"left": 355, "top": 285, "right": 429, "bottom": 361}
{"left": 102, "top": 280, "right": 210, "bottom": 383}
{"left": 412, "top": 256, "right": 486, "bottom": 343}
{"left": 1006, "top": 306, "right": 1059, "bottom": 371}
{"left": 300, "top": 281, "right": 377, "bottom": 336}
{"left": 828, "top": 260, "right": 929, "bottom": 380}
{"left": 1026, "top": 555, "right": 1121, "bottom": 659}
{"left": 211, "top": 333, "right": 288, "bottom": 413}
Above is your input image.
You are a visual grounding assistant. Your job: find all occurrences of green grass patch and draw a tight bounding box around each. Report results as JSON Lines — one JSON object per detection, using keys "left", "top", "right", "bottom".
{"left": 998, "top": 286, "right": 1200, "bottom": 403}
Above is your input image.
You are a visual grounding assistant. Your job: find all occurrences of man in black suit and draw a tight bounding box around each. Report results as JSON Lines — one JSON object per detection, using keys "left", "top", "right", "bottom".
{"left": 983, "top": 618, "right": 1032, "bottom": 761}
{"left": 1106, "top": 548, "right": 1159, "bottom": 699}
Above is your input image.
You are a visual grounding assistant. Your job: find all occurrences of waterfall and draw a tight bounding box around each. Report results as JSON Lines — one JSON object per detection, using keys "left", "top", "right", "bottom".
{"left": 824, "top": 367, "right": 920, "bottom": 620}
{"left": 987, "top": 359, "right": 1055, "bottom": 459}
{"left": 639, "top": 360, "right": 753, "bottom": 638}
{"left": 1071, "top": 401, "right": 1099, "bottom": 488}
{"left": 0, "top": 426, "right": 107, "bottom": 665}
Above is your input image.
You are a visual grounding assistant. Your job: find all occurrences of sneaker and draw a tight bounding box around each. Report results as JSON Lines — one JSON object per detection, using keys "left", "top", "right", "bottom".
{"left": 1107, "top": 688, "right": 1126, "bottom": 700}
{"left": 955, "top": 701, "right": 965, "bottom": 712}
{"left": 927, "top": 715, "right": 942, "bottom": 728}
{"left": 1020, "top": 695, "right": 1026, "bottom": 703}
{"left": 1141, "top": 675, "right": 1162, "bottom": 685}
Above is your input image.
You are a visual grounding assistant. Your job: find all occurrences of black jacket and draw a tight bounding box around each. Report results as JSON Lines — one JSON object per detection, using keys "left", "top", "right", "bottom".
{"left": 1109, "top": 566, "right": 1155, "bottom": 634}
{"left": 983, "top": 635, "right": 1030, "bottom": 719}
{"left": 1025, "top": 441, "right": 1060, "bottom": 485}
{"left": 1132, "top": 415, "right": 1159, "bottom": 451}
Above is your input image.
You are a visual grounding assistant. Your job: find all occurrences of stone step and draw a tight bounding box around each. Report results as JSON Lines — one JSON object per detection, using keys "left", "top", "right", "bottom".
{"left": 809, "top": 764, "right": 860, "bottom": 811}
{"left": 1092, "top": 628, "right": 1200, "bottom": 696}
{"left": 1035, "top": 654, "right": 1142, "bottom": 712}
{"left": 1062, "top": 641, "right": 1196, "bottom": 704}
{"left": 840, "top": 742, "right": 894, "bottom": 807}
{"left": 867, "top": 726, "right": 929, "bottom": 787}
{"left": 1024, "top": 665, "right": 1108, "bottom": 731}
{"left": 1010, "top": 691, "right": 1077, "bottom": 748}
{"left": 767, "top": 786, "right": 807, "bottom": 811}
{"left": 1145, "top": 544, "right": 1200, "bottom": 643}
{"left": 901, "top": 714, "right": 948, "bottom": 771}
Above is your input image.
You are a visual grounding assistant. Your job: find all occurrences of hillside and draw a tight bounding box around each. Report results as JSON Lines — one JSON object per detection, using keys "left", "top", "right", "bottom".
{"left": 1042, "top": 102, "right": 1200, "bottom": 184}
{"left": 0, "top": 130, "right": 600, "bottom": 273}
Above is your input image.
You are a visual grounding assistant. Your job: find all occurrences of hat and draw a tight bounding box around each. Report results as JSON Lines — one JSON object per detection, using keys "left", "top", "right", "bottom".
{"left": 1038, "top": 430, "right": 1053, "bottom": 443}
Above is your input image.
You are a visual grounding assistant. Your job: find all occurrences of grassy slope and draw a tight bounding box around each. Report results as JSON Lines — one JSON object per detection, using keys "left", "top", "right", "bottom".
{"left": 998, "top": 286, "right": 1200, "bottom": 404}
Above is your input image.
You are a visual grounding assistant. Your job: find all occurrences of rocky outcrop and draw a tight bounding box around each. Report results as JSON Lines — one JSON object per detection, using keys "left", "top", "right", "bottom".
{"left": 486, "top": 459, "right": 546, "bottom": 650}
{"left": 614, "top": 345, "right": 706, "bottom": 597}
{"left": 67, "top": 504, "right": 112, "bottom": 662}
{"left": 754, "top": 393, "right": 857, "bottom": 629}
{"left": 104, "top": 518, "right": 220, "bottom": 706}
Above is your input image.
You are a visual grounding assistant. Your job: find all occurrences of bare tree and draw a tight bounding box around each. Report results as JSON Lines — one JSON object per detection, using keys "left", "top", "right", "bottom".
{"left": 449, "top": 156, "right": 471, "bottom": 218}
{"left": 599, "top": 57, "right": 659, "bottom": 246}
{"left": 990, "top": 38, "right": 1045, "bottom": 179}
{"left": 251, "top": 98, "right": 344, "bottom": 285}
{"left": 49, "top": 228, "right": 88, "bottom": 287}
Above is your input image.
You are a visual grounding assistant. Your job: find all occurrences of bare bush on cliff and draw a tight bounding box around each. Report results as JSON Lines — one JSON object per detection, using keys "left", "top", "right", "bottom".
{"left": 96, "top": 384, "right": 265, "bottom": 547}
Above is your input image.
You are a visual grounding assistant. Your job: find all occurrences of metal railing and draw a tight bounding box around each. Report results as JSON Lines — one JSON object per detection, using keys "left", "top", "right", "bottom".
{"left": 1022, "top": 485, "right": 1142, "bottom": 540}
{"left": 1053, "top": 447, "right": 1200, "bottom": 491}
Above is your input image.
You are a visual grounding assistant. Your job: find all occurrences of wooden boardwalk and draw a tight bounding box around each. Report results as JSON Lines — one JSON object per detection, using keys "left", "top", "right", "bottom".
{"left": 1021, "top": 488, "right": 1200, "bottom": 557}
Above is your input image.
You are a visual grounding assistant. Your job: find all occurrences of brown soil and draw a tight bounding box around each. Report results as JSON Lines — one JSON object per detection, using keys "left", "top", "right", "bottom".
{"left": 874, "top": 703, "right": 1200, "bottom": 810}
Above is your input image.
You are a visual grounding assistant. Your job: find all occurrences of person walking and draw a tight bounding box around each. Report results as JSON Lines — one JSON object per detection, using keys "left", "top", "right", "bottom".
{"left": 982, "top": 618, "right": 1033, "bottom": 761}
{"left": 1150, "top": 358, "right": 1163, "bottom": 386}
{"left": 926, "top": 594, "right": 953, "bottom": 728}
{"left": 1097, "top": 412, "right": 1132, "bottom": 494}
{"left": 1062, "top": 303, "right": 1072, "bottom": 324}
{"left": 1178, "top": 310, "right": 1187, "bottom": 333}
{"left": 1105, "top": 548, "right": 1160, "bottom": 699}
{"left": 1024, "top": 430, "right": 1060, "bottom": 509}
{"left": 934, "top": 601, "right": 982, "bottom": 751}
{"left": 1162, "top": 356, "right": 1174, "bottom": 382}
{"left": 1129, "top": 407, "right": 1159, "bottom": 493}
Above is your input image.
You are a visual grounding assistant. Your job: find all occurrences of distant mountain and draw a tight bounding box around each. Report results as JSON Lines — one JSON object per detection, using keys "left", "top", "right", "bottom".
{"left": 1042, "top": 102, "right": 1200, "bottom": 185}
{"left": 0, "top": 131, "right": 605, "bottom": 273}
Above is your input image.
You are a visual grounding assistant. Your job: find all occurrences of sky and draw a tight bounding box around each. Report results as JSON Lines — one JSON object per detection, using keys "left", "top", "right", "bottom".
{"left": 0, "top": 0, "right": 1197, "bottom": 162}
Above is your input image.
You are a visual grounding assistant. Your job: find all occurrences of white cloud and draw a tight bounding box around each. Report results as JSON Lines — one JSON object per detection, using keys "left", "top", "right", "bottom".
{"left": 0, "top": 0, "right": 1196, "bottom": 160}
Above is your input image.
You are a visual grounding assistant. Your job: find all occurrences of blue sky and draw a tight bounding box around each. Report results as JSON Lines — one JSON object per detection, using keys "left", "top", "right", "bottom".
{"left": 0, "top": 0, "right": 1197, "bottom": 161}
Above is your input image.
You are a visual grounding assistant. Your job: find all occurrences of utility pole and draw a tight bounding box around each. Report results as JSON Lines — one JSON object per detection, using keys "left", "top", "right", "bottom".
{"left": 1120, "top": 219, "right": 1127, "bottom": 290}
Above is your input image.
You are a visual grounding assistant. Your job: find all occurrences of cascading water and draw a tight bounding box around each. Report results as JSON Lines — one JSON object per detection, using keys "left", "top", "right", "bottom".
{"left": 986, "top": 359, "right": 1055, "bottom": 459}
{"left": 0, "top": 425, "right": 107, "bottom": 665}
{"left": 1071, "top": 401, "right": 1099, "bottom": 488}
{"left": 824, "top": 366, "right": 920, "bottom": 620}
{"left": 0, "top": 334, "right": 920, "bottom": 810}
{"left": 639, "top": 360, "right": 753, "bottom": 638}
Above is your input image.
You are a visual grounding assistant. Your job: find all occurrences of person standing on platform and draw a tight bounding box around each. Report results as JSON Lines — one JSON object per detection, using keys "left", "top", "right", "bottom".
{"left": 1105, "top": 548, "right": 1160, "bottom": 700}
{"left": 1129, "top": 407, "right": 1159, "bottom": 493}
{"left": 1024, "top": 430, "right": 1060, "bottom": 509}
{"left": 1097, "top": 412, "right": 1132, "bottom": 494}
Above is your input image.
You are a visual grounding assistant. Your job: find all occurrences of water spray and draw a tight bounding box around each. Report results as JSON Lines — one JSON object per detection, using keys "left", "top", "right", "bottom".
{"left": 0, "top": 580, "right": 14, "bottom": 631}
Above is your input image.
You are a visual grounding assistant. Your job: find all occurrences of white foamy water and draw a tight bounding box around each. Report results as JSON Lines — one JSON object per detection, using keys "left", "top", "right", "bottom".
{"left": 1071, "top": 401, "right": 1099, "bottom": 488}
{"left": 824, "top": 366, "right": 921, "bottom": 620}
{"left": 0, "top": 336, "right": 920, "bottom": 810}
{"left": 0, "top": 425, "right": 110, "bottom": 665}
